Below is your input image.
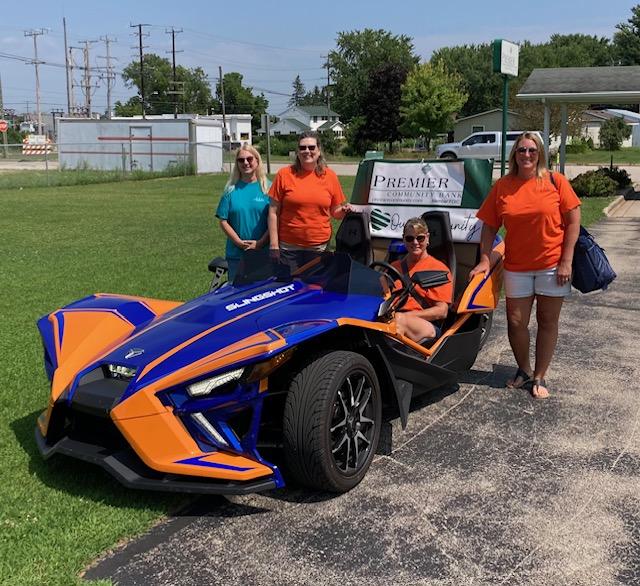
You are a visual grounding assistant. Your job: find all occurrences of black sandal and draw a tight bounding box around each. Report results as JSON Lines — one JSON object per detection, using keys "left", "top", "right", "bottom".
{"left": 506, "top": 368, "right": 532, "bottom": 389}
{"left": 528, "top": 378, "right": 549, "bottom": 399}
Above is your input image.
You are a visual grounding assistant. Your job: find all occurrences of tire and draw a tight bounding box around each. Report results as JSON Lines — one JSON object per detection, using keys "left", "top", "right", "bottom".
{"left": 283, "top": 351, "right": 381, "bottom": 493}
{"left": 440, "top": 151, "right": 457, "bottom": 160}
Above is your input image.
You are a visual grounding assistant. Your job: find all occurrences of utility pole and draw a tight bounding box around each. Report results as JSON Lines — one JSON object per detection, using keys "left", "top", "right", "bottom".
{"left": 63, "top": 18, "right": 72, "bottom": 115}
{"left": 131, "top": 24, "right": 150, "bottom": 118}
{"left": 165, "top": 28, "right": 183, "bottom": 119}
{"left": 0, "top": 73, "right": 8, "bottom": 157}
{"left": 79, "top": 40, "right": 98, "bottom": 117}
{"left": 24, "top": 28, "right": 46, "bottom": 135}
{"left": 99, "top": 35, "right": 117, "bottom": 118}
{"left": 219, "top": 66, "right": 227, "bottom": 145}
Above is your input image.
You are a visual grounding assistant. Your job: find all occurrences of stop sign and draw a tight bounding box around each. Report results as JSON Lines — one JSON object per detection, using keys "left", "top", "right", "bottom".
{"left": 0, "top": 120, "right": 8, "bottom": 132}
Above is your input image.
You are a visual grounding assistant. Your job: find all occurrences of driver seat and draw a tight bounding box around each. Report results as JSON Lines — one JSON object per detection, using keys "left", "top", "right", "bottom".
{"left": 421, "top": 210, "right": 456, "bottom": 295}
{"left": 335, "top": 211, "right": 373, "bottom": 265}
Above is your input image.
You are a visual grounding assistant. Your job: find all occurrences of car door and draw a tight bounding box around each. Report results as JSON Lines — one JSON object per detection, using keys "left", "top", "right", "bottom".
{"left": 460, "top": 133, "right": 497, "bottom": 159}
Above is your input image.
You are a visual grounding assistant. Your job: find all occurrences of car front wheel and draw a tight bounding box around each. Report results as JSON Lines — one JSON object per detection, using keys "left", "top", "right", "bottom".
{"left": 283, "top": 350, "right": 381, "bottom": 493}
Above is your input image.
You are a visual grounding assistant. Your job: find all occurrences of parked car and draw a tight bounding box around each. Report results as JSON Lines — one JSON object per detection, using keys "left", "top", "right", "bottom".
{"left": 34, "top": 209, "right": 504, "bottom": 496}
{"left": 435, "top": 130, "right": 541, "bottom": 161}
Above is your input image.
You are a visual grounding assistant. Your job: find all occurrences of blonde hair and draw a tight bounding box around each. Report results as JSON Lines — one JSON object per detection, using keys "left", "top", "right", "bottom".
{"left": 508, "top": 132, "right": 548, "bottom": 178}
{"left": 225, "top": 143, "right": 268, "bottom": 193}
{"left": 292, "top": 131, "right": 327, "bottom": 177}
{"left": 403, "top": 217, "right": 429, "bottom": 235}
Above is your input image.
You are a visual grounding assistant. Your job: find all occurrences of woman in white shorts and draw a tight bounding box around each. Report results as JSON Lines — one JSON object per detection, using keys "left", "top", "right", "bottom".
{"left": 469, "top": 132, "right": 581, "bottom": 399}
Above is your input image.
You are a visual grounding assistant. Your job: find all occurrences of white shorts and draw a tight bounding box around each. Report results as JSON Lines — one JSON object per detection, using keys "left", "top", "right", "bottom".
{"left": 504, "top": 267, "right": 571, "bottom": 298}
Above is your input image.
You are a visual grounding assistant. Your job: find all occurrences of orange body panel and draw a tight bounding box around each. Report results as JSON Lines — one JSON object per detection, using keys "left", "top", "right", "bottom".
{"left": 457, "top": 241, "right": 505, "bottom": 313}
{"left": 50, "top": 310, "right": 136, "bottom": 401}
{"left": 111, "top": 389, "right": 272, "bottom": 481}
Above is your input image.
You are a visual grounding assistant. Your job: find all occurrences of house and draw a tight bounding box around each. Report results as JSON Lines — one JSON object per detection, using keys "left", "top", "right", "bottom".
{"left": 453, "top": 109, "right": 524, "bottom": 142}
{"left": 267, "top": 105, "right": 345, "bottom": 138}
{"left": 580, "top": 109, "right": 639, "bottom": 148}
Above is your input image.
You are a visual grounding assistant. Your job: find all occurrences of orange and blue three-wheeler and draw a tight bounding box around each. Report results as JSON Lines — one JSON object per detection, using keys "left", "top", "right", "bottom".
{"left": 35, "top": 208, "right": 504, "bottom": 495}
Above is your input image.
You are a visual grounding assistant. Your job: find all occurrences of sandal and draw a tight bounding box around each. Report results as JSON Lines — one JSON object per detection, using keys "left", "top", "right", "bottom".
{"left": 528, "top": 378, "right": 549, "bottom": 399}
{"left": 506, "top": 367, "right": 532, "bottom": 389}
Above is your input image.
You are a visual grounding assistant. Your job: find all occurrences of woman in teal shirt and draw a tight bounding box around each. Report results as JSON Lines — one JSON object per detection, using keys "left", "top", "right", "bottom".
{"left": 216, "top": 144, "right": 270, "bottom": 280}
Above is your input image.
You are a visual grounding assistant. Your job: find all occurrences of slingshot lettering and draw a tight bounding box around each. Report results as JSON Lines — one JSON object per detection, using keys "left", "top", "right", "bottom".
{"left": 225, "top": 284, "right": 297, "bottom": 311}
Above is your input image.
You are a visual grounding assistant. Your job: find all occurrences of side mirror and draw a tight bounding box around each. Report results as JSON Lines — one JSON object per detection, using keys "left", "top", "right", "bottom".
{"left": 208, "top": 257, "right": 228, "bottom": 292}
{"left": 411, "top": 270, "right": 449, "bottom": 289}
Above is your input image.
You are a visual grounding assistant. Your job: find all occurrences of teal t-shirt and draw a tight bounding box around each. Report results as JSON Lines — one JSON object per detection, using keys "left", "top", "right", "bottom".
{"left": 215, "top": 180, "right": 270, "bottom": 260}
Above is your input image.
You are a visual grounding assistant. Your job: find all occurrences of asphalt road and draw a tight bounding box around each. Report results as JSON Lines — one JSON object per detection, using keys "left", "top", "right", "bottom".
{"left": 83, "top": 197, "right": 640, "bottom": 586}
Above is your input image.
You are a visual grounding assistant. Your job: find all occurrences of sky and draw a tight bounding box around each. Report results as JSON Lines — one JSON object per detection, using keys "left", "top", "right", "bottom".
{"left": 0, "top": 0, "right": 637, "bottom": 119}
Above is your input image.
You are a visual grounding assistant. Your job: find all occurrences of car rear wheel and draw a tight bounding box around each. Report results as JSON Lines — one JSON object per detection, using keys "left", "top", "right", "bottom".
{"left": 283, "top": 351, "right": 381, "bottom": 493}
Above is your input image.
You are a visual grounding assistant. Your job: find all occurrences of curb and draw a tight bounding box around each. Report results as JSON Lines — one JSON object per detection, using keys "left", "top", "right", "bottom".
{"left": 604, "top": 196, "right": 626, "bottom": 217}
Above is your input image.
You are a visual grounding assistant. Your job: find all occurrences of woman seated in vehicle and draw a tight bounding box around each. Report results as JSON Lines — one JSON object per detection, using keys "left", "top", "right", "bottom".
{"left": 391, "top": 218, "right": 453, "bottom": 343}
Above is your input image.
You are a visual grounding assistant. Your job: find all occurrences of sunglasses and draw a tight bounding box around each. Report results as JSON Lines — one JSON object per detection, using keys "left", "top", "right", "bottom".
{"left": 516, "top": 147, "right": 538, "bottom": 155}
{"left": 403, "top": 234, "right": 427, "bottom": 243}
{"left": 237, "top": 156, "right": 254, "bottom": 164}
{"left": 298, "top": 145, "right": 317, "bottom": 151}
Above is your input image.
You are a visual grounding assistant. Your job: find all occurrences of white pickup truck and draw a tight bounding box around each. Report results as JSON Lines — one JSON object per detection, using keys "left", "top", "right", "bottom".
{"left": 435, "top": 130, "right": 540, "bottom": 161}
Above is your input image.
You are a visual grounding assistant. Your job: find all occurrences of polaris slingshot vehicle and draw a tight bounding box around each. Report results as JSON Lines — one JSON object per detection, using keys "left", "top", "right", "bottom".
{"left": 35, "top": 211, "right": 504, "bottom": 494}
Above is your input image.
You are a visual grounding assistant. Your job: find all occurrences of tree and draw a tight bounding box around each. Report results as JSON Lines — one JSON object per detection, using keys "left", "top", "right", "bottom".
{"left": 299, "top": 85, "right": 328, "bottom": 107}
{"left": 359, "top": 62, "right": 410, "bottom": 151}
{"left": 115, "top": 54, "right": 213, "bottom": 116}
{"left": 399, "top": 62, "right": 467, "bottom": 149}
{"left": 599, "top": 117, "right": 632, "bottom": 150}
{"left": 327, "top": 29, "right": 419, "bottom": 122}
{"left": 614, "top": 5, "right": 640, "bottom": 65}
{"left": 289, "top": 75, "right": 306, "bottom": 106}
{"left": 432, "top": 35, "right": 614, "bottom": 120}
{"left": 431, "top": 44, "right": 501, "bottom": 118}
{"left": 212, "top": 72, "right": 268, "bottom": 131}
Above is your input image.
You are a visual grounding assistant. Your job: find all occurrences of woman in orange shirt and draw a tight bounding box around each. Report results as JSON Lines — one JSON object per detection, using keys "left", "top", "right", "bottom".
{"left": 392, "top": 218, "right": 453, "bottom": 342}
{"left": 469, "top": 132, "right": 581, "bottom": 398}
{"left": 268, "top": 132, "right": 352, "bottom": 266}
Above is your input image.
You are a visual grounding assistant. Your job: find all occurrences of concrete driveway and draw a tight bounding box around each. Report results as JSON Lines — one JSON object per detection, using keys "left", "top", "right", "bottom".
{"left": 84, "top": 197, "right": 640, "bottom": 586}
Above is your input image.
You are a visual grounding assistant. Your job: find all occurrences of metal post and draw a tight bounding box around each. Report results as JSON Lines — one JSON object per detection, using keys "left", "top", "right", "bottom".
{"left": 265, "top": 115, "right": 271, "bottom": 174}
{"left": 500, "top": 75, "right": 509, "bottom": 177}
{"left": 121, "top": 143, "right": 126, "bottom": 174}
{"left": 543, "top": 100, "right": 551, "bottom": 165}
{"left": 559, "top": 103, "right": 568, "bottom": 174}
{"left": 45, "top": 146, "right": 49, "bottom": 185}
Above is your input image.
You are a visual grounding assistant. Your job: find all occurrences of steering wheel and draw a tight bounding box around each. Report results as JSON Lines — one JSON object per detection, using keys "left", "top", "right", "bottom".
{"left": 369, "top": 261, "right": 412, "bottom": 319}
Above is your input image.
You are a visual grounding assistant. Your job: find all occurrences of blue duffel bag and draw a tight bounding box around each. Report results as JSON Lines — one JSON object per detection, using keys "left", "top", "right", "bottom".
{"left": 572, "top": 226, "right": 616, "bottom": 293}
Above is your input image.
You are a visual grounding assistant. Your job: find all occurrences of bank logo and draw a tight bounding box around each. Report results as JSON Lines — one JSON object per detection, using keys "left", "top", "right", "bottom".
{"left": 370, "top": 208, "right": 391, "bottom": 231}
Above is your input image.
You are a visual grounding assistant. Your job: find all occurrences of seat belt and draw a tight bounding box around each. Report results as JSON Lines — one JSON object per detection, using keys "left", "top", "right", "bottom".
{"left": 399, "top": 259, "right": 430, "bottom": 310}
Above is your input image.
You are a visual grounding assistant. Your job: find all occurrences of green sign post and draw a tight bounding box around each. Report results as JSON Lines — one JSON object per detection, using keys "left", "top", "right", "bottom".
{"left": 492, "top": 39, "right": 519, "bottom": 176}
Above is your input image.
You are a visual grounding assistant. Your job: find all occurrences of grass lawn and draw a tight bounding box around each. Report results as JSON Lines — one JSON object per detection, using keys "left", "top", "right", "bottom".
{"left": 0, "top": 172, "right": 611, "bottom": 585}
{"left": 565, "top": 147, "right": 640, "bottom": 166}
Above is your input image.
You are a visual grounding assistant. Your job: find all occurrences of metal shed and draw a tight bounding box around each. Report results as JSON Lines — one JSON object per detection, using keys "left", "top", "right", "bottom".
{"left": 58, "top": 118, "right": 223, "bottom": 173}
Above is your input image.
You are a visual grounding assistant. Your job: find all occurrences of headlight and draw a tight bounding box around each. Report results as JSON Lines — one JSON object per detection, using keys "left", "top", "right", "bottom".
{"left": 105, "top": 364, "right": 137, "bottom": 381}
{"left": 186, "top": 367, "right": 244, "bottom": 397}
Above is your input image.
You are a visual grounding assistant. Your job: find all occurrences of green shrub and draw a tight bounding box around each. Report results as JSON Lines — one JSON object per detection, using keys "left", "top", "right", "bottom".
{"left": 600, "top": 117, "right": 632, "bottom": 151}
{"left": 598, "top": 166, "right": 632, "bottom": 188}
{"left": 566, "top": 138, "right": 591, "bottom": 154}
{"left": 570, "top": 170, "right": 617, "bottom": 198}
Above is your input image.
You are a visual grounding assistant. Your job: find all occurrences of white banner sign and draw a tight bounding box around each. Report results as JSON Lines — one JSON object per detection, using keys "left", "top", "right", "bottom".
{"left": 369, "top": 161, "right": 465, "bottom": 207}
{"left": 350, "top": 204, "right": 483, "bottom": 243}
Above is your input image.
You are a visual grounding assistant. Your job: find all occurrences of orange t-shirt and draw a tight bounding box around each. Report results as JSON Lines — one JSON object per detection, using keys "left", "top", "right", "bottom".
{"left": 268, "top": 166, "right": 346, "bottom": 247}
{"left": 391, "top": 255, "right": 453, "bottom": 312}
{"left": 476, "top": 172, "right": 581, "bottom": 271}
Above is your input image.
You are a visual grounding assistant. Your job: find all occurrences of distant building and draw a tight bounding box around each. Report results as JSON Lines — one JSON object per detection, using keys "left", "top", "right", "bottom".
{"left": 112, "top": 113, "right": 252, "bottom": 146}
{"left": 453, "top": 109, "right": 524, "bottom": 142}
{"left": 58, "top": 117, "right": 224, "bottom": 174}
{"left": 581, "top": 109, "right": 639, "bottom": 148}
{"left": 266, "top": 105, "right": 345, "bottom": 138}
